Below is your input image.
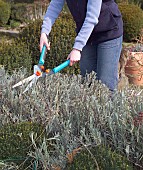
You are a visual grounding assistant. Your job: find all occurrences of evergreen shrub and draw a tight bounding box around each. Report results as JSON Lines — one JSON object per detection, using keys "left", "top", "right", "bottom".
{"left": 119, "top": 3, "right": 143, "bottom": 42}
{"left": 20, "top": 13, "right": 79, "bottom": 74}
{"left": 10, "top": 2, "right": 47, "bottom": 23}
{"left": 0, "top": 122, "right": 45, "bottom": 160}
{"left": 0, "top": 122, "right": 47, "bottom": 169}
{"left": 10, "top": 3, "right": 29, "bottom": 23}
{"left": 4, "top": 0, "right": 34, "bottom": 3}
{"left": 10, "top": 19, "right": 21, "bottom": 28}
{"left": 14, "top": 0, "right": 34, "bottom": 3}
{"left": 66, "top": 145, "right": 133, "bottom": 170}
{"left": 0, "top": 0, "right": 11, "bottom": 26}
{"left": 0, "top": 12, "right": 78, "bottom": 74}
{"left": 0, "top": 39, "right": 32, "bottom": 73}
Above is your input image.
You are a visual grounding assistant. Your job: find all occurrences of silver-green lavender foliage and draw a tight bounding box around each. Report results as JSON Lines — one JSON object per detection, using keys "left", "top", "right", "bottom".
{"left": 0, "top": 67, "right": 143, "bottom": 169}
{"left": 0, "top": 161, "right": 18, "bottom": 170}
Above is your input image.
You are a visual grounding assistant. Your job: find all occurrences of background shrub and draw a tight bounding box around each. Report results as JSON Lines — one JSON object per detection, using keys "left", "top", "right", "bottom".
{"left": 19, "top": 13, "right": 79, "bottom": 74}
{"left": 0, "top": 12, "right": 78, "bottom": 74}
{"left": 10, "top": 2, "right": 48, "bottom": 23}
{"left": 10, "top": 3, "right": 30, "bottom": 23}
{"left": 4, "top": 0, "right": 34, "bottom": 3}
{"left": 0, "top": 122, "right": 45, "bottom": 160}
{"left": 10, "top": 19, "right": 21, "bottom": 28}
{"left": 119, "top": 3, "right": 143, "bottom": 42}
{"left": 0, "top": 0, "right": 11, "bottom": 26}
{"left": 65, "top": 146, "right": 133, "bottom": 170}
{"left": 15, "top": 0, "right": 34, "bottom": 3}
{"left": 0, "top": 39, "right": 32, "bottom": 73}
{"left": 115, "top": 0, "right": 143, "bottom": 9}
{"left": 0, "top": 122, "right": 46, "bottom": 169}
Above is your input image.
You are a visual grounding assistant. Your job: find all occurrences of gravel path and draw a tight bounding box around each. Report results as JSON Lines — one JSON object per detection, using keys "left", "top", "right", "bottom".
{"left": 0, "top": 28, "right": 19, "bottom": 37}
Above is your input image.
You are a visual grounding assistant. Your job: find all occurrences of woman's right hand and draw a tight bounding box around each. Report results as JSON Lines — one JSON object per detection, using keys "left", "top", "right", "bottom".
{"left": 40, "top": 33, "right": 50, "bottom": 52}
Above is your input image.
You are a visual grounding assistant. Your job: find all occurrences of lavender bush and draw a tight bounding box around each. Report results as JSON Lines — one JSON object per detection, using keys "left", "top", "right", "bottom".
{"left": 0, "top": 66, "right": 143, "bottom": 169}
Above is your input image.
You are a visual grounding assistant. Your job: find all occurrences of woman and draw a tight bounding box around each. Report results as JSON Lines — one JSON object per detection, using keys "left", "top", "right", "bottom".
{"left": 40, "top": 0, "right": 123, "bottom": 91}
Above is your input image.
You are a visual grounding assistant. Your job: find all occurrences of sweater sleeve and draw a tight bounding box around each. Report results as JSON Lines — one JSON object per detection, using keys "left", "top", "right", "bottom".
{"left": 73, "top": 0, "right": 102, "bottom": 51}
{"left": 41, "top": 0, "right": 65, "bottom": 35}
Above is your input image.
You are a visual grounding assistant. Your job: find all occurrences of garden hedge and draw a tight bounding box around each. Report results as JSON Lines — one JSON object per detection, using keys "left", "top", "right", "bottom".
{"left": 0, "top": 12, "right": 79, "bottom": 74}
{"left": 119, "top": 3, "right": 143, "bottom": 42}
{"left": 0, "top": 0, "right": 11, "bottom": 26}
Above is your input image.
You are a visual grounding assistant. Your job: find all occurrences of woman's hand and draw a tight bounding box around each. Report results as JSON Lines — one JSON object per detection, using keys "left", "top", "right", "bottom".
{"left": 40, "top": 33, "right": 50, "bottom": 52}
{"left": 67, "top": 48, "right": 81, "bottom": 66}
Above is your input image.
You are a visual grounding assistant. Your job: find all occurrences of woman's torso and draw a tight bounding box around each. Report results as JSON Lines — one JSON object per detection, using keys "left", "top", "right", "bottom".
{"left": 66, "top": 0, "right": 123, "bottom": 44}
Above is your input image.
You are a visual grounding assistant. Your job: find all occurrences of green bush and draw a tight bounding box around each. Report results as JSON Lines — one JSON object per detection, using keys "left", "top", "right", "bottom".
{"left": 115, "top": 0, "right": 143, "bottom": 8}
{"left": 115, "top": 0, "right": 128, "bottom": 3}
{"left": 0, "top": 12, "right": 78, "bottom": 74}
{"left": 19, "top": 19, "right": 43, "bottom": 67}
{"left": 13, "top": 0, "right": 34, "bottom": 3}
{"left": 65, "top": 146, "right": 133, "bottom": 170}
{"left": 10, "top": 19, "right": 21, "bottom": 28}
{"left": 0, "top": 39, "right": 32, "bottom": 73}
{"left": 119, "top": 3, "right": 143, "bottom": 42}
{"left": 0, "top": 0, "right": 11, "bottom": 26}
{"left": 0, "top": 122, "right": 45, "bottom": 160}
{"left": 10, "top": 3, "right": 28, "bottom": 23}
{"left": 10, "top": 2, "right": 49, "bottom": 23}
{"left": 20, "top": 13, "right": 79, "bottom": 74}
{"left": 4, "top": 0, "right": 34, "bottom": 3}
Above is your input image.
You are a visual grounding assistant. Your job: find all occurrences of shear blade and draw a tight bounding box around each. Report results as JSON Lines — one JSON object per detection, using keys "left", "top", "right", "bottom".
{"left": 12, "top": 65, "right": 41, "bottom": 89}
{"left": 12, "top": 74, "right": 36, "bottom": 88}
{"left": 22, "top": 76, "right": 39, "bottom": 94}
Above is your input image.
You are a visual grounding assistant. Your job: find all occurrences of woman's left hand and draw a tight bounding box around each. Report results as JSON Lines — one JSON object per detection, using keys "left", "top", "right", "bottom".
{"left": 67, "top": 49, "right": 81, "bottom": 66}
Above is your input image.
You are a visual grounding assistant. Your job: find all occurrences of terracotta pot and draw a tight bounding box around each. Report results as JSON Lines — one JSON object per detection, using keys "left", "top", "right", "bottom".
{"left": 125, "top": 52, "right": 143, "bottom": 85}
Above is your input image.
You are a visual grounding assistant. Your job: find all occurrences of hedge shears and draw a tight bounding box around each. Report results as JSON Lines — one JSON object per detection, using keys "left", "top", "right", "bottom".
{"left": 12, "top": 45, "right": 70, "bottom": 93}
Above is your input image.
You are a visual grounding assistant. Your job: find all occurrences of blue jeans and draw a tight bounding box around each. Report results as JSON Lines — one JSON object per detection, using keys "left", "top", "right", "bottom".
{"left": 80, "top": 36, "right": 123, "bottom": 91}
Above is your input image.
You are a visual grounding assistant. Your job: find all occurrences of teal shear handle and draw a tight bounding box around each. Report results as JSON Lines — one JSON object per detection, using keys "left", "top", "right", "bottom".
{"left": 38, "top": 45, "right": 47, "bottom": 65}
{"left": 52, "top": 60, "right": 70, "bottom": 73}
